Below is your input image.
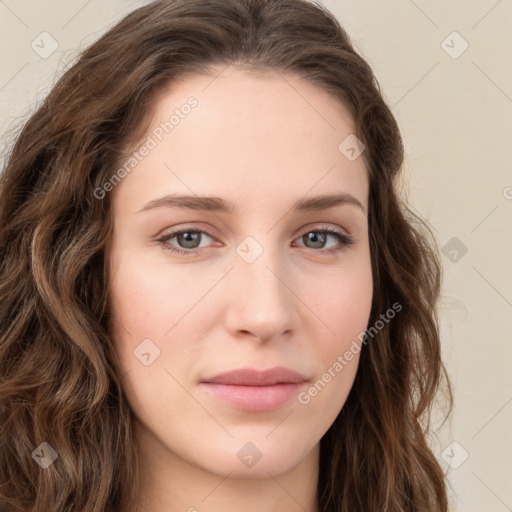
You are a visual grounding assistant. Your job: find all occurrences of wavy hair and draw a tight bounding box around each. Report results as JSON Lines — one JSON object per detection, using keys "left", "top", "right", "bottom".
{"left": 0, "top": 0, "right": 453, "bottom": 510}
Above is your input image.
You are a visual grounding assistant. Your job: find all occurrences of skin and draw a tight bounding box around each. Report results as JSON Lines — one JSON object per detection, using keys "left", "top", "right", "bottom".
{"left": 106, "top": 65, "right": 373, "bottom": 512}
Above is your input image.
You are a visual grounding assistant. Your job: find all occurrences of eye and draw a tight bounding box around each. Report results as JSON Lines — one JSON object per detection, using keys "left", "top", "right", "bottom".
{"left": 156, "top": 225, "right": 354, "bottom": 256}
{"left": 293, "top": 226, "right": 354, "bottom": 254}
{"left": 156, "top": 228, "right": 216, "bottom": 256}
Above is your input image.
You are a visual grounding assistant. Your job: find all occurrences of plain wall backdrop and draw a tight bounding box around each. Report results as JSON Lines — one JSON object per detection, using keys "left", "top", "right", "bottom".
{"left": 1, "top": 1, "right": 511, "bottom": 511}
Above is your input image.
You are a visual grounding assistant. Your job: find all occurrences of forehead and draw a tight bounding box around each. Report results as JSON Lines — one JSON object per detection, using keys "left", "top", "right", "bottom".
{"left": 112, "top": 66, "right": 368, "bottom": 213}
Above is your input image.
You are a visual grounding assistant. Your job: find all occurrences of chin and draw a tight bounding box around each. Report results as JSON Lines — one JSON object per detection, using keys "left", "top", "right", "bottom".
{"left": 201, "top": 455, "right": 300, "bottom": 479}
{"left": 187, "top": 436, "right": 316, "bottom": 479}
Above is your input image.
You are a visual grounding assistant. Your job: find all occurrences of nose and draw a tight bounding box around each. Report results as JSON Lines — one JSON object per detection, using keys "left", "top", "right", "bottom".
{"left": 223, "top": 243, "right": 301, "bottom": 343}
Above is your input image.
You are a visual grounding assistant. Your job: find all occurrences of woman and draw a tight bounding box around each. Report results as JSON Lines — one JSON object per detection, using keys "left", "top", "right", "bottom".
{"left": 0, "top": 0, "right": 453, "bottom": 510}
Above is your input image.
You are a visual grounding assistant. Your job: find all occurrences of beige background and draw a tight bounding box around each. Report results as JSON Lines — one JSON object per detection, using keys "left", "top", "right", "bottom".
{"left": 1, "top": 1, "right": 511, "bottom": 510}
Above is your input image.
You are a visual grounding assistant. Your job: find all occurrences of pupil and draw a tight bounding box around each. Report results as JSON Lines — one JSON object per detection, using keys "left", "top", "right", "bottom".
{"left": 180, "top": 231, "right": 199, "bottom": 248}
{"left": 306, "top": 232, "right": 325, "bottom": 248}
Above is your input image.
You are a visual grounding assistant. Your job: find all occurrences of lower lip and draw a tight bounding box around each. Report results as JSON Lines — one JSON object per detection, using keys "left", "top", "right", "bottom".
{"left": 200, "top": 382, "right": 307, "bottom": 412}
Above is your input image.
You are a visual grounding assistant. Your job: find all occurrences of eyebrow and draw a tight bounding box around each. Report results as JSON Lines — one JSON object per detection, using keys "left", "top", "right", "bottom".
{"left": 137, "top": 192, "right": 366, "bottom": 215}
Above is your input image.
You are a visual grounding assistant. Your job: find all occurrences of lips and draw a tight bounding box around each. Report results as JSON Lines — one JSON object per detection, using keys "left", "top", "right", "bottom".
{"left": 201, "top": 366, "right": 309, "bottom": 386}
{"left": 200, "top": 366, "right": 310, "bottom": 412}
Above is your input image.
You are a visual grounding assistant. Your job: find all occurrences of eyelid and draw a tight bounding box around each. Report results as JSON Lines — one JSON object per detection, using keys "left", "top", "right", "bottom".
{"left": 295, "top": 222, "right": 351, "bottom": 238}
{"left": 158, "top": 222, "right": 352, "bottom": 239}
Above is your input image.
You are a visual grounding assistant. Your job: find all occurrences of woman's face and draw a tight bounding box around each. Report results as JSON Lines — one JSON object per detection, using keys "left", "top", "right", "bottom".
{"left": 106, "top": 66, "right": 373, "bottom": 480}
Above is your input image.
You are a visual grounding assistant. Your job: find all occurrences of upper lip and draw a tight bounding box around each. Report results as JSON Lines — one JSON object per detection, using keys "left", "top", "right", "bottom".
{"left": 201, "top": 366, "right": 309, "bottom": 386}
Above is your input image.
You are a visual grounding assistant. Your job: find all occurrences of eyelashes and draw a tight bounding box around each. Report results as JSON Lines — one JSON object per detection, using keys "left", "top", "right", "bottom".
{"left": 156, "top": 225, "right": 355, "bottom": 257}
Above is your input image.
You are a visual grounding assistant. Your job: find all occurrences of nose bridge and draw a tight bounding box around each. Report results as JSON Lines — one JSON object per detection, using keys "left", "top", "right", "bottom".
{"left": 225, "top": 233, "right": 299, "bottom": 340}
{"left": 240, "top": 243, "right": 283, "bottom": 303}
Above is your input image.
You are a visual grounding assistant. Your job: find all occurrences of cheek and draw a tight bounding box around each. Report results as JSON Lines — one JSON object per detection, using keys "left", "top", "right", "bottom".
{"left": 297, "top": 273, "right": 371, "bottom": 421}
{"left": 108, "top": 250, "right": 218, "bottom": 342}
{"left": 307, "top": 253, "right": 373, "bottom": 344}
{"left": 107, "top": 251, "right": 176, "bottom": 377}
{"left": 107, "top": 257, "right": 200, "bottom": 418}
{"left": 306, "top": 255, "right": 372, "bottom": 389}
{"left": 107, "top": 250, "right": 226, "bottom": 397}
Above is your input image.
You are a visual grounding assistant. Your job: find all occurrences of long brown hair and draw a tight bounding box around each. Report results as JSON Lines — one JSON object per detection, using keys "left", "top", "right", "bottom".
{"left": 0, "top": 0, "right": 453, "bottom": 510}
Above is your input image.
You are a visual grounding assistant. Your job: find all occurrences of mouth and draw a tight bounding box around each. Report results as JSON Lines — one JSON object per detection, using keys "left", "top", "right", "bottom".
{"left": 200, "top": 366, "right": 309, "bottom": 412}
